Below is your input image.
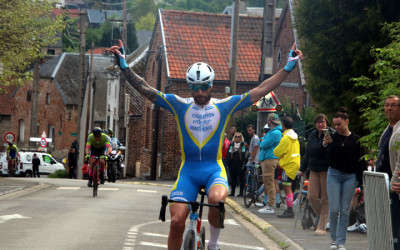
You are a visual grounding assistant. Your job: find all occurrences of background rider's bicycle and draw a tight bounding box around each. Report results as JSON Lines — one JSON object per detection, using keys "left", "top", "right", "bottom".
{"left": 159, "top": 187, "right": 225, "bottom": 250}
{"left": 89, "top": 155, "right": 106, "bottom": 197}
{"left": 7, "top": 158, "right": 18, "bottom": 177}
{"left": 243, "top": 163, "right": 263, "bottom": 208}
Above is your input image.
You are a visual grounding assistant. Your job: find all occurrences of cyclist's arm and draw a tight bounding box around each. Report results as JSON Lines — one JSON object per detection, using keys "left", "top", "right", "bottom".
{"left": 121, "top": 67, "right": 158, "bottom": 103}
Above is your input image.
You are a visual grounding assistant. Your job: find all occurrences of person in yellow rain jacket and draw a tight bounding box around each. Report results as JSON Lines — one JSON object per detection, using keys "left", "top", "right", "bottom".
{"left": 273, "top": 116, "right": 300, "bottom": 218}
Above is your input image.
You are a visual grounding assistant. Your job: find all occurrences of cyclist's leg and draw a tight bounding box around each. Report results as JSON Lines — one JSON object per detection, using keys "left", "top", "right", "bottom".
{"left": 206, "top": 163, "right": 229, "bottom": 250}
{"left": 168, "top": 164, "right": 199, "bottom": 249}
{"left": 168, "top": 203, "right": 189, "bottom": 249}
{"left": 99, "top": 158, "right": 106, "bottom": 184}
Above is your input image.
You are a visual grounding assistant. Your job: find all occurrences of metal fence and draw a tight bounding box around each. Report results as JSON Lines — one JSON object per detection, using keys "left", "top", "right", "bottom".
{"left": 363, "top": 171, "right": 394, "bottom": 250}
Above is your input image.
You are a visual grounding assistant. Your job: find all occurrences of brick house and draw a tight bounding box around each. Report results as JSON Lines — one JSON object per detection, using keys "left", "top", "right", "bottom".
{"left": 127, "top": 8, "right": 306, "bottom": 180}
{"left": 11, "top": 53, "right": 120, "bottom": 161}
{"left": 0, "top": 86, "right": 18, "bottom": 151}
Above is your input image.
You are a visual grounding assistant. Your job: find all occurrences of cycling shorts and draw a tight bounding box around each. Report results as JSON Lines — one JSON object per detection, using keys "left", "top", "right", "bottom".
{"left": 170, "top": 160, "right": 228, "bottom": 203}
{"left": 280, "top": 169, "right": 294, "bottom": 184}
{"left": 90, "top": 147, "right": 106, "bottom": 157}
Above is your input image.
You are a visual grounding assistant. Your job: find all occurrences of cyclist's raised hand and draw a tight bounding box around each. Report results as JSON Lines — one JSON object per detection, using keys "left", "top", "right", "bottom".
{"left": 283, "top": 42, "right": 303, "bottom": 72}
{"left": 109, "top": 40, "right": 129, "bottom": 70}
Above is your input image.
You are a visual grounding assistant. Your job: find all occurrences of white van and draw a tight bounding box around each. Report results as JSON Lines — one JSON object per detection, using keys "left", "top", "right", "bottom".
{"left": 0, "top": 151, "right": 65, "bottom": 177}
{"left": 0, "top": 152, "right": 9, "bottom": 176}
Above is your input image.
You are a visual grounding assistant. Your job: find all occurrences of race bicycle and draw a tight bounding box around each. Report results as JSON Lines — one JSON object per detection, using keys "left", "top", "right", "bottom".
{"left": 159, "top": 187, "right": 225, "bottom": 250}
{"left": 243, "top": 163, "right": 262, "bottom": 208}
{"left": 89, "top": 155, "right": 107, "bottom": 197}
{"left": 7, "top": 157, "right": 18, "bottom": 177}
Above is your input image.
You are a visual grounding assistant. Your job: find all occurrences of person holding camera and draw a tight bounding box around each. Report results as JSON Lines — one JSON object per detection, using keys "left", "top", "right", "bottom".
{"left": 323, "top": 108, "right": 367, "bottom": 250}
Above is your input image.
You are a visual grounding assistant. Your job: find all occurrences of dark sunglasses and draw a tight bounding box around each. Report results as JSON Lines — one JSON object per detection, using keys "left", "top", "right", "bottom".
{"left": 234, "top": 135, "right": 241, "bottom": 138}
{"left": 190, "top": 83, "right": 211, "bottom": 92}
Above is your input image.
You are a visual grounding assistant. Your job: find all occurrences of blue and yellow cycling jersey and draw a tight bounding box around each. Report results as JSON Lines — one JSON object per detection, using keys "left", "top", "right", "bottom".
{"left": 155, "top": 91, "right": 253, "bottom": 202}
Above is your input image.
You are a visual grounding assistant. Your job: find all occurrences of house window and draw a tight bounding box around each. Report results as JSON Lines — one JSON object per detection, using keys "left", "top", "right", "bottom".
{"left": 48, "top": 125, "right": 55, "bottom": 145}
{"left": 47, "top": 49, "right": 55, "bottom": 55}
{"left": 27, "top": 90, "right": 32, "bottom": 102}
{"left": 46, "top": 93, "right": 51, "bottom": 104}
{"left": 19, "top": 119, "right": 25, "bottom": 142}
{"left": 277, "top": 48, "right": 283, "bottom": 68}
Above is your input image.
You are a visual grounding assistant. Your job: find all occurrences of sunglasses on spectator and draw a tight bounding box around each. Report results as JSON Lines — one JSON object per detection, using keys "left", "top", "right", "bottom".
{"left": 190, "top": 83, "right": 211, "bottom": 92}
{"left": 234, "top": 135, "right": 241, "bottom": 138}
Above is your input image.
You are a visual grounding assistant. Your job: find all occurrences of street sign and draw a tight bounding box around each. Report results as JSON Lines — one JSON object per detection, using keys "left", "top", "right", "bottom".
{"left": 41, "top": 131, "right": 47, "bottom": 138}
{"left": 3, "top": 132, "right": 15, "bottom": 143}
{"left": 253, "top": 91, "right": 281, "bottom": 112}
{"left": 40, "top": 138, "right": 47, "bottom": 148}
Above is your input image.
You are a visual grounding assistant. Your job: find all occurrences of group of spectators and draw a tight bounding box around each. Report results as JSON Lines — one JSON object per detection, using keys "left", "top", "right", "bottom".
{"left": 222, "top": 104, "right": 396, "bottom": 250}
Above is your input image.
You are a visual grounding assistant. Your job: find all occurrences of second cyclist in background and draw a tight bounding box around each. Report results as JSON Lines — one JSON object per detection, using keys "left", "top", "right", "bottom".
{"left": 85, "top": 127, "right": 112, "bottom": 187}
{"left": 6, "top": 142, "right": 20, "bottom": 175}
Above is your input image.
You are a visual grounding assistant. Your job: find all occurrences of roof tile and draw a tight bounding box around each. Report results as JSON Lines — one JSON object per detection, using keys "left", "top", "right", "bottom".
{"left": 160, "top": 10, "right": 262, "bottom": 82}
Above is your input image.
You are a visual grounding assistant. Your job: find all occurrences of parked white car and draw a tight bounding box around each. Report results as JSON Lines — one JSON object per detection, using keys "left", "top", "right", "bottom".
{"left": 0, "top": 151, "right": 65, "bottom": 177}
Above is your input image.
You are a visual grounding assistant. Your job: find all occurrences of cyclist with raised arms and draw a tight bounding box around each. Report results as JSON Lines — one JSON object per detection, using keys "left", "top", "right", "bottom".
{"left": 6, "top": 142, "right": 20, "bottom": 174}
{"left": 109, "top": 40, "right": 302, "bottom": 250}
{"left": 85, "top": 127, "right": 112, "bottom": 187}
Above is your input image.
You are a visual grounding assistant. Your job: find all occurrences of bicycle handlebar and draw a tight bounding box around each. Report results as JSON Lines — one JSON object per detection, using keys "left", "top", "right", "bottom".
{"left": 159, "top": 196, "right": 225, "bottom": 228}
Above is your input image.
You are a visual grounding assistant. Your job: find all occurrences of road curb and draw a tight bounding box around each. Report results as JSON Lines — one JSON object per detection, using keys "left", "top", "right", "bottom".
{"left": 225, "top": 197, "right": 303, "bottom": 250}
{"left": 0, "top": 182, "right": 51, "bottom": 200}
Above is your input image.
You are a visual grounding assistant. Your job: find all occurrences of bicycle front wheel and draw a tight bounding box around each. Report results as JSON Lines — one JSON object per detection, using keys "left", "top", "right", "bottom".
{"left": 93, "top": 165, "right": 98, "bottom": 197}
{"left": 198, "top": 226, "right": 206, "bottom": 250}
{"left": 244, "top": 173, "right": 254, "bottom": 208}
{"left": 183, "top": 230, "right": 196, "bottom": 250}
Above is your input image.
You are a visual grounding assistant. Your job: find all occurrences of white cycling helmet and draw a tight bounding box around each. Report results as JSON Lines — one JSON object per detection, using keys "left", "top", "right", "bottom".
{"left": 186, "top": 62, "right": 214, "bottom": 85}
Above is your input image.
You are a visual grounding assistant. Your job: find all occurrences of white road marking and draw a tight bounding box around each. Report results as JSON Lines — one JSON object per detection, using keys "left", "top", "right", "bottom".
{"left": 57, "top": 187, "right": 80, "bottom": 190}
{"left": 142, "top": 232, "right": 168, "bottom": 238}
{"left": 137, "top": 189, "right": 157, "bottom": 193}
{"left": 99, "top": 188, "right": 119, "bottom": 191}
{"left": 139, "top": 241, "right": 167, "bottom": 248}
{"left": 0, "top": 214, "right": 30, "bottom": 224}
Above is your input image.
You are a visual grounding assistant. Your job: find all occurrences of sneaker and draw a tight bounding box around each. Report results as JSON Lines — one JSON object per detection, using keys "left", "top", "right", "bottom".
{"left": 330, "top": 242, "right": 337, "bottom": 249}
{"left": 358, "top": 223, "right": 367, "bottom": 234}
{"left": 347, "top": 222, "right": 359, "bottom": 232}
{"left": 277, "top": 209, "right": 294, "bottom": 218}
{"left": 255, "top": 202, "right": 266, "bottom": 207}
{"left": 337, "top": 244, "right": 346, "bottom": 250}
{"left": 258, "top": 205, "right": 274, "bottom": 214}
{"left": 326, "top": 223, "right": 330, "bottom": 231}
{"left": 87, "top": 179, "right": 93, "bottom": 187}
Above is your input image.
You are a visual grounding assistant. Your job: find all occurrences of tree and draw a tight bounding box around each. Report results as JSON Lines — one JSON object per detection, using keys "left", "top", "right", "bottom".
{"left": 0, "top": 0, "right": 66, "bottom": 86}
{"left": 295, "top": 0, "right": 400, "bottom": 135}
{"left": 353, "top": 22, "right": 400, "bottom": 153}
{"left": 135, "top": 13, "right": 156, "bottom": 31}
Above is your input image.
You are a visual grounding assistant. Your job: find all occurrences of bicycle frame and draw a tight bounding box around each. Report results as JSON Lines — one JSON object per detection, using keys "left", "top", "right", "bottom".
{"left": 90, "top": 155, "right": 106, "bottom": 197}
{"left": 243, "top": 163, "right": 261, "bottom": 208}
{"left": 159, "top": 188, "right": 225, "bottom": 250}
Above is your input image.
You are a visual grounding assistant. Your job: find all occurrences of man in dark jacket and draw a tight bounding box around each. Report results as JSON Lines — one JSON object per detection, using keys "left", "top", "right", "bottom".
{"left": 32, "top": 153, "right": 40, "bottom": 178}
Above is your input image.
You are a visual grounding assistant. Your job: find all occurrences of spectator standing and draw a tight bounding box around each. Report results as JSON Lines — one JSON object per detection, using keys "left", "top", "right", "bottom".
{"left": 257, "top": 114, "right": 283, "bottom": 214}
{"left": 273, "top": 117, "right": 300, "bottom": 218}
{"left": 229, "top": 127, "right": 237, "bottom": 141}
{"left": 378, "top": 95, "right": 400, "bottom": 250}
{"left": 67, "top": 147, "right": 77, "bottom": 179}
{"left": 81, "top": 160, "right": 89, "bottom": 180}
{"left": 226, "top": 132, "right": 247, "bottom": 196}
{"left": 324, "top": 107, "right": 367, "bottom": 250}
{"left": 299, "top": 114, "right": 333, "bottom": 235}
{"left": 32, "top": 153, "right": 40, "bottom": 178}
{"left": 243, "top": 124, "right": 259, "bottom": 197}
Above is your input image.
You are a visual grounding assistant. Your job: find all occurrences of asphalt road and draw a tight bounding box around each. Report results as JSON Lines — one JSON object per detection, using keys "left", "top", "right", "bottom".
{"left": 0, "top": 178, "right": 275, "bottom": 250}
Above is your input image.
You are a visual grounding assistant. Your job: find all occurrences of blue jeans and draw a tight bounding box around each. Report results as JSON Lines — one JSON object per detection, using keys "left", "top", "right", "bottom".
{"left": 326, "top": 167, "right": 357, "bottom": 245}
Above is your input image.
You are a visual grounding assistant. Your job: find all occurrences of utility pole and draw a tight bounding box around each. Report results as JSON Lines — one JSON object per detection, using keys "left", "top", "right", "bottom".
{"left": 85, "top": 42, "right": 95, "bottom": 139}
{"left": 260, "top": 0, "right": 275, "bottom": 81}
{"left": 122, "top": 0, "right": 127, "bottom": 47}
{"left": 76, "top": 10, "right": 86, "bottom": 179}
{"left": 229, "top": 0, "right": 240, "bottom": 95}
{"left": 30, "top": 60, "right": 40, "bottom": 147}
{"left": 149, "top": 46, "right": 163, "bottom": 180}
{"left": 258, "top": 0, "right": 276, "bottom": 136}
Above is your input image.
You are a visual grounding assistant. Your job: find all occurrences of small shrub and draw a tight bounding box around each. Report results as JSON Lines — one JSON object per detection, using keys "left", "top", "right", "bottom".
{"left": 48, "top": 170, "right": 68, "bottom": 178}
